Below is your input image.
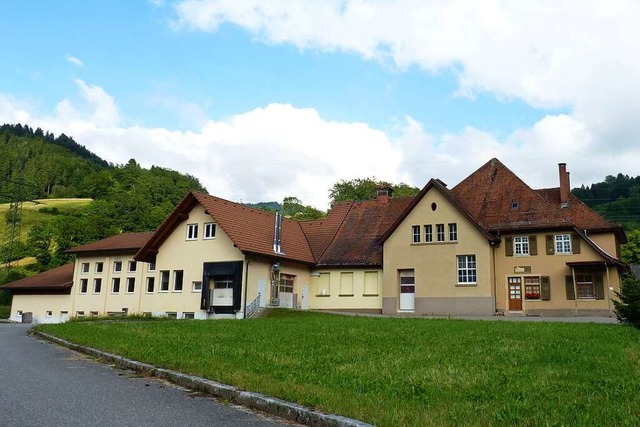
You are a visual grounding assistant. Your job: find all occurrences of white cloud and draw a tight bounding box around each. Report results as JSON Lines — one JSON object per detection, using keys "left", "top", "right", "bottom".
{"left": 2, "top": 81, "right": 639, "bottom": 210}
{"left": 172, "top": 0, "right": 640, "bottom": 162}
{"left": 65, "top": 55, "right": 84, "bottom": 67}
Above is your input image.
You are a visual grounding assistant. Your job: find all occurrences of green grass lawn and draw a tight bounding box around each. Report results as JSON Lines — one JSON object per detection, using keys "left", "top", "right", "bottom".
{"left": 0, "top": 305, "right": 10, "bottom": 319}
{"left": 37, "top": 311, "right": 640, "bottom": 426}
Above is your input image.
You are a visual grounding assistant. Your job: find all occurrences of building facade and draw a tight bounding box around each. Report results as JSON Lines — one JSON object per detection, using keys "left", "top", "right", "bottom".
{"left": 3, "top": 159, "right": 627, "bottom": 323}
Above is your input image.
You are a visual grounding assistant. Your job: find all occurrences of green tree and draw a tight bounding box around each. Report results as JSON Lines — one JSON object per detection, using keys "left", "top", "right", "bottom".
{"left": 27, "top": 222, "right": 55, "bottom": 268}
{"left": 621, "top": 229, "right": 640, "bottom": 264}
{"left": 281, "top": 197, "right": 325, "bottom": 221}
{"left": 613, "top": 274, "right": 640, "bottom": 328}
{"left": 329, "top": 178, "right": 420, "bottom": 204}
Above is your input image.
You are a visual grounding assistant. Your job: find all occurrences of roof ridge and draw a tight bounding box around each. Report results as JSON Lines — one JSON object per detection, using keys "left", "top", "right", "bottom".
{"left": 313, "top": 201, "right": 354, "bottom": 262}
{"left": 191, "top": 190, "right": 279, "bottom": 219}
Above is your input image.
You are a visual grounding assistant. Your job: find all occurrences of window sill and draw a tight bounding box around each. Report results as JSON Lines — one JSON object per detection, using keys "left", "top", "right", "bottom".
{"left": 159, "top": 290, "right": 169, "bottom": 293}
{"left": 455, "top": 283, "right": 477, "bottom": 287}
{"left": 145, "top": 291, "right": 154, "bottom": 294}
{"left": 339, "top": 294, "right": 354, "bottom": 297}
{"left": 363, "top": 294, "right": 379, "bottom": 297}
{"left": 203, "top": 237, "right": 216, "bottom": 240}
{"left": 411, "top": 241, "right": 457, "bottom": 246}
{"left": 172, "top": 290, "right": 183, "bottom": 293}
{"left": 315, "top": 294, "right": 331, "bottom": 297}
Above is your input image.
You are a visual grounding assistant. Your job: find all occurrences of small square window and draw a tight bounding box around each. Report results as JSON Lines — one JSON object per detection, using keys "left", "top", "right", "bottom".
{"left": 76, "top": 311, "right": 85, "bottom": 318}
{"left": 81, "top": 263, "right": 90, "bottom": 274}
{"left": 148, "top": 262, "right": 156, "bottom": 272}
{"left": 128, "top": 261, "right": 137, "bottom": 272}
{"left": 46, "top": 311, "right": 52, "bottom": 317}
{"left": 514, "top": 236, "right": 529, "bottom": 256}
{"left": 555, "top": 234, "right": 571, "bottom": 254}
{"left": 204, "top": 222, "right": 216, "bottom": 239}
{"left": 186, "top": 224, "right": 198, "bottom": 240}
{"left": 183, "top": 312, "right": 195, "bottom": 320}
{"left": 113, "top": 261, "right": 122, "bottom": 273}
{"left": 167, "top": 312, "right": 177, "bottom": 319}
{"left": 192, "top": 281, "right": 202, "bottom": 292}
{"left": 90, "top": 311, "right": 99, "bottom": 317}
{"left": 95, "top": 262, "right": 103, "bottom": 273}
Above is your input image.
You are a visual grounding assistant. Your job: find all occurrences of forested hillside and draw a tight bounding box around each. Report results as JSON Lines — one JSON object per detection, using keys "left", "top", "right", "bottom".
{"left": 572, "top": 174, "right": 640, "bottom": 231}
{"left": 0, "top": 123, "right": 206, "bottom": 273}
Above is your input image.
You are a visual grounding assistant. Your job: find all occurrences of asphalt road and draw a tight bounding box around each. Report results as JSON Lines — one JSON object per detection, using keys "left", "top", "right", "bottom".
{"left": 0, "top": 323, "right": 291, "bottom": 427}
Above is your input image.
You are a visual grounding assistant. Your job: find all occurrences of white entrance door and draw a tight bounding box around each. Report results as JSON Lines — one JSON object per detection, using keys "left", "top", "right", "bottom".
{"left": 300, "top": 285, "right": 309, "bottom": 310}
{"left": 399, "top": 270, "right": 415, "bottom": 311}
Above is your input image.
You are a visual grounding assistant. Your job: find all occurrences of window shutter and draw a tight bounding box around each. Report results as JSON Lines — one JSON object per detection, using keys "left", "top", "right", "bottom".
{"left": 505, "top": 236, "right": 513, "bottom": 257}
{"left": 594, "top": 274, "right": 605, "bottom": 300}
{"left": 565, "top": 275, "right": 575, "bottom": 300}
{"left": 541, "top": 276, "right": 551, "bottom": 300}
{"left": 529, "top": 235, "right": 538, "bottom": 256}
{"left": 545, "top": 234, "right": 554, "bottom": 255}
{"left": 571, "top": 233, "right": 581, "bottom": 254}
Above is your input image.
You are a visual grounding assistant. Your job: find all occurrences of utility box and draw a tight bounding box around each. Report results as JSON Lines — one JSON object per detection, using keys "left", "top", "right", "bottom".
{"left": 21, "top": 312, "right": 33, "bottom": 324}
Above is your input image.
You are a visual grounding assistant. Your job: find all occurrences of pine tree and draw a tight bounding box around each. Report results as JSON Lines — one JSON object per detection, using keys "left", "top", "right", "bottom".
{"left": 613, "top": 274, "right": 640, "bottom": 328}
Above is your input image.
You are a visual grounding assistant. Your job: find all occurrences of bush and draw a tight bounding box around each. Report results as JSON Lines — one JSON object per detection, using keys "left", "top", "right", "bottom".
{"left": 613, "top": 273, "right": 640, "bottom": 328}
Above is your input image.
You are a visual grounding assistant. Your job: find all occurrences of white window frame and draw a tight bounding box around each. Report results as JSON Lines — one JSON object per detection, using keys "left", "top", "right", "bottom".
{"left": 126, "top": 277, "right": 136, "bottom": 294}
{"left": 514, "top": 236, "right": 529, "bottom": 256}
{"left": 186, "top": 223, "right": 198, "bottom": 240}
{"left": 80, "top": 278, "right": 88, "bottom": 294}
{"left": 128, "top": 261, "right": 137, "bottom": 272}
{"left": 412, "top": 225, "right": 421, "bottom": 243}
{"left": 95, "top": 262, "right": 103, "bottom": 273}
{"left": 448, "top": 223, "right": 458, "bottom": 241}
{"left": 456, "top": 255, "right": 477, "bottom": 285}
{"left": 192, "top": 281, "right": 202, "bottom": 292}
{"left": 146, "top": 277, "right": 155, "bottom": 293}
{"left": 147, "top": 262, "right": 156, "bottom": 272}
{"left": 160, "top": 271, "right": 170, "bottom": 292}
{"left": 436, "top": 224, "right": 445, "bottom": 242}
{"left": 555, "top": 234, "right": 571, "bottom": 254}
{"left": 111, "top": 277, "right": 121, "bottom": 294}
{"left": 81, "top": 263, "right": 90, "bottom": 274}
{"left": 93, "top": 278, "right": 102, "bottom": 294}
{"left": 204, "top": 222, "right": 216, "bottom": 239}
{"left": 173, "top": 270, "right": 184, "bottom": 292}
{"left": 576, "top": 274, "right": 595, "bottom": 299}
{"left": 424, "top": 224, "right": 433, "bottom": 243}
{"left": 113, "top": 261, "right": 122, "bottom": 273}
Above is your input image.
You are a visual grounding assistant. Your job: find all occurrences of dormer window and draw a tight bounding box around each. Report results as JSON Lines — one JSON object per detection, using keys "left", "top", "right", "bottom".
{"left": 511, "top": 201, "right": 519, "bottom": 210}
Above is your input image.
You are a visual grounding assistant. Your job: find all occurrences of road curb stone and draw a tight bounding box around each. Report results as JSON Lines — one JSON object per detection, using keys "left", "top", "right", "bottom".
{"left": 33, "top": 331, "right": 373, "bottom": 427}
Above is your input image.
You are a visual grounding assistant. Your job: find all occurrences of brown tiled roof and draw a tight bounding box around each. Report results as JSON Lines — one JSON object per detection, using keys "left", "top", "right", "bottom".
{"left": 65, "top": 232, "right": 155, "bottom": 255}
{"left": 451, "top": 158, "right": 624, "bottom": 238}
{"left": 299, "top": 202, "right": 353, "bottom": 260}
{"left": 0, "top": 263, "right": 73, "bottom": 292}
{"left": 136, "top": 191, "right": 315, "bottom": 264}
{"left": 316, "top": 197, "right": 414, "bottom": 266}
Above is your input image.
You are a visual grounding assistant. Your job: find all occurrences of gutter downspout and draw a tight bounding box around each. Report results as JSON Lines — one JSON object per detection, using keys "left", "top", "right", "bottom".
{"left": 492, "top": 243, "right": 498, "bottom": 314}
{"left": 605, "top": 262, "right": 612, "bottom": 318}
{"left": 242, "top": 256, "right": 252, "bottom": 319}
{"left": 571, "top": 266, "right": 578, "bottom": 316}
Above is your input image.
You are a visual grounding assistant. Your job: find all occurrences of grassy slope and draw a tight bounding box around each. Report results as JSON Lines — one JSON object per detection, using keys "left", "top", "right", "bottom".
{"left": 38, "top": 311, "right": 640, "bottom": 426}
{"left": 0, "top": 198, "right": 92, "bottom": 241}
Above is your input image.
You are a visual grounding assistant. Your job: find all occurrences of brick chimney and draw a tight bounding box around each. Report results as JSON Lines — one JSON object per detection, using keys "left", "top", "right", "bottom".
{"left": 376, "top": 185, "right": 393, "bottom": 204}
{"left": 558, "top": 163, "right": 570, "bottom": 207}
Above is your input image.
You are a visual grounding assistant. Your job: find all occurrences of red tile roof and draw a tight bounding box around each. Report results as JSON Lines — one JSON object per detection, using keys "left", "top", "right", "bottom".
{"left": 66, "top": 232, "right": 155, "bottom": 255}
{"left": 0, "top": 263, "right": 73, "bottom": 293}
{"left": 136, "top": 191, "right": 316, "bottom": 264}
{"left": 299, "top": 202, "right": 353, "bottom": 260}
{"left": 315, "top": 197, "right": 414, "bottom": 266}
{"left": 451, "top": 158, "right": 624, "bottom": 238}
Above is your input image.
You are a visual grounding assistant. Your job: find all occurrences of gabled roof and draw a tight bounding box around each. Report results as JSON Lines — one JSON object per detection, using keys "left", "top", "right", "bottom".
{"left": 315, "top": 197, "right": 414, "bottom": 266}
{"left": 299, "top": 202, "right": 353, "bottom": 260}
{"left": 451, "top": 158, "right": 625, "bottom": 239}
{"left": 65, "top": 232, "right": 155, "bottom": 255}
{"left": 0, "top": 263, "right": 73, "bottom": 293}
{"left": 136, "top": 191, "right": 315, "bottom": 264}
{"left": 379, "top": 178, "right": 498, "bottom": 245}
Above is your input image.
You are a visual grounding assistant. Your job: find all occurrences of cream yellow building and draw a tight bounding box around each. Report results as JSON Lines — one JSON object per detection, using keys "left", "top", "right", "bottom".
{"left": 2, "top": 159, "right": 627, "bottom": 322}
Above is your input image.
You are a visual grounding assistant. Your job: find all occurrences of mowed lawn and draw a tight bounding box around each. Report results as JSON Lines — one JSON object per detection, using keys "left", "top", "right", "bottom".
{"left": 37, "top": 311, "right": 640, "bottom": 426}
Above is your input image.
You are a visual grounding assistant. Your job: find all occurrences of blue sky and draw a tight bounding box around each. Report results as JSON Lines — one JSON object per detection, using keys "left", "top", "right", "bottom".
{"left": 1, "top": 1, "right": 638, "bottom": 208}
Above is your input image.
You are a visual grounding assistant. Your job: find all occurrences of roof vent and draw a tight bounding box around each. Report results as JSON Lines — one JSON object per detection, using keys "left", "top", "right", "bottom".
{"left": 376, "top": 184, "right": 393, "bottom": 204}
{"left": 273, "top": 212, "right": 284, "bottom": 254}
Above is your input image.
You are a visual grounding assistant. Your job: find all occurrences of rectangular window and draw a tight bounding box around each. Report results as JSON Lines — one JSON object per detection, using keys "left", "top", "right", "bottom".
{"left": 436, "top": 224, "right": 445, "bottom": 242}
{"left": 76, "top": 311, "right": 85, "bottom": 318}
{"left": 339, "top": 272, "right": 354, "bottom": 295}
{"left": 173, "top": 270, "right": 184, "bottom": 292}
{"left": 126, "top": 277, "right": 135, "bottom": 293}
{"left": 160, "top": 271, "right": 170, "bottom": 292}
{"left": 148, "top": 262, "right": 156, "bottom": 272}
{"left": 113, "top": 261, "right": 122, "bottom": 273}
{"left": 112, "top": 278, "right": 121, "bottom": 294}
{"left": 80, "top": 278, "right": 88, "bottom": 294}
{"left": 46, "top": 310, "right": 52, "bottom": 317}
{"left": 424, "top": 225, "right": 433, "bottom": 243}
{"left": 555, "top": 234, "right": 571, "bottom": 254}
{"left": 128, "top": 261, "right": 137, "bottom": 272}
{"left": 183, "top": 312, "right": 195, "bottom": 320}
{"left": 81, "top": 263, "right": 90, "bottom": 274}
{"left": 524, "top": 276, "right": 541, "bottom": 300}
{"left": 93, "top": 278, "right": 102, "bottom": 294}
{"left": 90, "top": 311, "right": 99, "bottom": 317}
{"left": 95, "top": 262, "right": 104, "bottom": 273}
{"left": 514, "top": 236, "right": 529, "bottom": 255}
{"left": 412, "top": 225, "right": 421, "bottom": 243}
{"left": 192, "top": 281, "right": 202, "bottom": 292}
{"left": 204, "top": 222, "right": 216, "bottom": 239}
{"left": 457, "top": 255, "right": 477, "bottom": 284}
{"left": 146, "top": 277, "right": 155, "bottom": 293}
{"left": 448, "top": 223, "right": 458, "bottom": 241}
{"left": 316, "top": 272, "right": 330, "bottom": 296}
{"left": 576, "top": 274, "right": 595, "bottom": 299}
{"left": 167, "top": 312, "right": 178, "bottom": 319}
{"left": 279, "top": 274, "right": 295, "bottom": 293}
{"left": 364, "top": 271, "right": 378, "bottom": 295}
{"left": 186, "top": 223, "right": 198, "bottom": 240}
{"left": 214, "top": 277, "right": 234, "bottom": 289}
